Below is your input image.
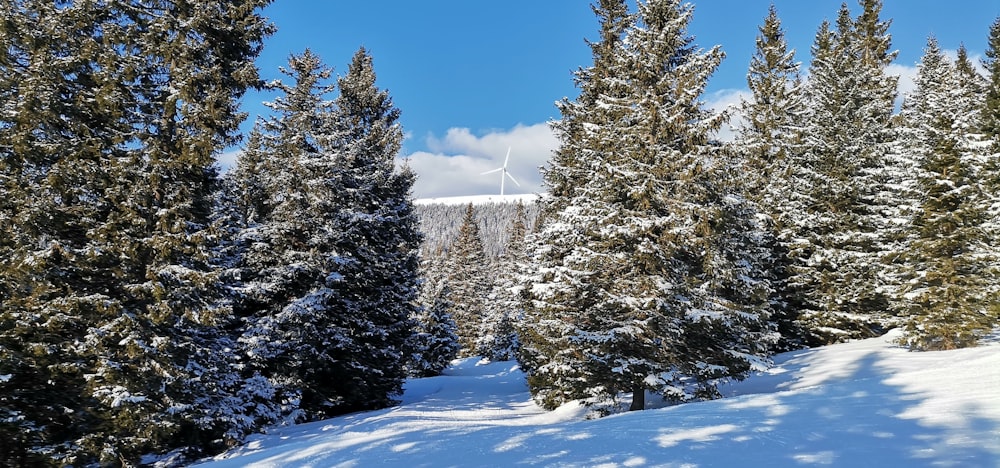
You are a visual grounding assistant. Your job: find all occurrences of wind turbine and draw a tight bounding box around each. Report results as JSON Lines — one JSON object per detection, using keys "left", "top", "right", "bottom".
{"left": 480, "top": 146, "right": 520, "bottom": 196}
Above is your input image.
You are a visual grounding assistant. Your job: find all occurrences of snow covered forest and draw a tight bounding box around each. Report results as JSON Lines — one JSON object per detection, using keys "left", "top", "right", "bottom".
{"left": 415, "top": 197, "right": 541, "bottom": 259}
{"left": 2, "top": 0, "right": 999, "bottom": 466}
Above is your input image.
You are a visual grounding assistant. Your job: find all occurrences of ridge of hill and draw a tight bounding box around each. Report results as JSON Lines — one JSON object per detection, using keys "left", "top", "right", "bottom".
{"left": 414, "top": 193, "right": 541, "bottom": 206}
{"left": 414, "top": 194, "right": 541, "bottom": 258}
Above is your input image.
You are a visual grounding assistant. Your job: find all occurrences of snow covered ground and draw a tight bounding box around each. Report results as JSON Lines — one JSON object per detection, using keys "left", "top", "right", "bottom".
{"left": 198, "top": 329, "right": 1000, "bottom": 467}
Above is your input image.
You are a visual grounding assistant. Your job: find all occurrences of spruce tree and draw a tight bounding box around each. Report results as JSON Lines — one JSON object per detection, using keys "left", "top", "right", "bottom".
{"left": 478, "top": 201, "right": 529, "bottom": 360}
{"left": 544, "top": 0, "right": 633, "bottom": 212}
{"left": 2, "top": 0, "right": 272, "bottom": 464}
{"left": 522, "top": 0, "right": 772, "bottom": 413}
{"left": 236, "top": 49, "right": 348, "bottom": 421}
{"left": 81, "top": 0, "right": 273, "bottom": 462}
{"left": 518, "top": 0, "right": 633, "bottom": 411}
{"left": 237, "top": 48, "right": 420, "bottom": 419}
{"left": 736, "top": 4, "right": 808, "bottom": 350}
{"left": 739, "top": 3, "right": 805, "bottom": 186}
{"left": 0, "top": 2, "right": 121, "bottom": 463}
{"left": 980, "top": 18, "right": 1000, "bottom": 268}
{"left": 322, "top": 47, "right": 422, "bottom": 411}
{"left": 445, "top": 203, "right": 495, "bottom": 355}
{"left": 784, "top": 1, "right": 898, "bottom": 345}
{"left": 409, "top": 277, "right": 461, "bottom": 377}
{"left": 894, "top": 38, "right": 999, "bottom": 350}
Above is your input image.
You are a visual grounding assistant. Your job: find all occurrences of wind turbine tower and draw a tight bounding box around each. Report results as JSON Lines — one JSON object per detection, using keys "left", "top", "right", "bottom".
{"left": 481, "top": 147, "right": 520, "bottom": 196}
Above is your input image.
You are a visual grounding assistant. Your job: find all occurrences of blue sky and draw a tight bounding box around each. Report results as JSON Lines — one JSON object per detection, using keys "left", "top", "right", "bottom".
{"left": 232, "top": 1, "right": 1000, "bottom": 198}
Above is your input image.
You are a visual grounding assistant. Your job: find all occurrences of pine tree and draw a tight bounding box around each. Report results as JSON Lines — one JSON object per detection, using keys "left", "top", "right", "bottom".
{"left": 522, "top": 0, "right": 772, "bottom": 413}
{"left": 236, "top": 49, "right": 349, "bottom": 421}
{"left": 236, "top": 48, "right": 421, "bottom": 419}
{"left": 739, "top": 4, "right": 805, "bottom": 187}
{"left": 735, "top": 4, "right": 808, "bottom": 350}
{"left": 445, "top": 203, "right": 495, "bottom": 355}
{"left": 981, "top": 18, "right": 1000, "bottom": 145}
{"left": 784, "top": 1, "right": 898, "bottom": 345}
{"left": 80, "top": 0, "right": 273, "bottom": 462}
{"left": 2, "top": 0, "right": 273, "bottom": 464}
{"left": 478, "top": 201, "right": 529, "bottom": 360}
{"left": 0, "top": 2, "right": 121, "bottom": 462}
{"left": 894, "top": 38, "right": 999, "bottom": 350}
{"left": 518, "top": 0, "right": 634, "bottom": 411}
{"left": 409, "top": 276, "right": 461, "bottom": 377}
{"left": 980, "top": 18, "right": 1000, "bottom": 272}
{"left": 544, "top": 0, "right": 633, "bottom": 212}
{"left": 321, "top": 47, "right": 422, "bottom": 412}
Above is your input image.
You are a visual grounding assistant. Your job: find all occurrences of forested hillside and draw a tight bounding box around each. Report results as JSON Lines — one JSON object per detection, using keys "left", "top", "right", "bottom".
{"left": 415, "top": 198, "right": 540, "bottom": 259}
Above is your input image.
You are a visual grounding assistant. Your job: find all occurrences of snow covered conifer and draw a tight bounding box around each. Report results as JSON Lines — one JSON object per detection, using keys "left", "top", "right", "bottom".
{"left": 409, "top": 277, "right": 461, "bottom": 377}
{"left": 894, "top": 38, "right": 999, "bottom": 350}
{"left": 980, "top": 18, "right": 1000, "bottom": 256}
{"left": 445, "top": 203, "right": 495, "bottom": 355}
{"left": 321, "top": 47, "right": 422, "bottom": 411}
{"left": 0, "top": 2, "right": 124, "bottom": 462}
{"left": 523, "top": 0, "right": 773, "bottom": 413}
{"left": 239, "top": 48, "right": 421, "bottom": 419}
{"left": 784, "top": 1, "right": 899, "bottom": 345}
{"left": 235, "top": 49, "right": 347, "bottom": 421}
{"left": 80, "top": 0, "right": 274, "bottom": 462}
{"left": 738, "top": 4, "right": 805, "bottom": 186}
{"left": 981, "top": 17, "right": 1000, "bottom": 145}
{"left": 544, "top": 0, "right": 633, "bottom": 214}
{"left": 735, "top": 4, "right": 808, "bottom": 350}
{"left": 518, "top": 0, "right": 633, "bottom": 410}
{"left": 478, "top": 201, "right": 529, "bottom": 361}
{"left": 2, "top": 0, "right": 273, "bottom": 463}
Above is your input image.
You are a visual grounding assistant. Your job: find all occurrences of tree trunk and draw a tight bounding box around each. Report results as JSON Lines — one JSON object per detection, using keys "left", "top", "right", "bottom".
{"left": 629, "top": 387, "right": 645, "bottom": 411}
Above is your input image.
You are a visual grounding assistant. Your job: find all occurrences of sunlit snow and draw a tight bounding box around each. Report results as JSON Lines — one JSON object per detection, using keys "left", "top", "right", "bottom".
{"left": 198, "top": 329, "right": 1000, "bottom": 467}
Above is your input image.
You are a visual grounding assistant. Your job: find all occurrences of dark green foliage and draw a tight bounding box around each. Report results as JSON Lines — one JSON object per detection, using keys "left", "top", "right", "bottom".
{"left": 1, "top": 0, "right": 273, "bottom": 464}
{"left": 322, "top": 47, "right": 422, "bottom": 413}
{"left": 784, "top": 1, "right": 898, "bottom": 346}
{"left": 233, "top": 48, "right": 420, "bottom": 420}
{"left": 409, "top": 276, "right": 461, "bottom": 377}
{"left": 894, "top": 39, "right": 999, "bottom": 350}
{"left": 982, "top": 17, "right": 1000, "bottom": 143}
{"left": 735, "top": 4, "right": 808, "bottom": 351}
{"left": 521, "top": 0, "right": 773, "bottom": 414}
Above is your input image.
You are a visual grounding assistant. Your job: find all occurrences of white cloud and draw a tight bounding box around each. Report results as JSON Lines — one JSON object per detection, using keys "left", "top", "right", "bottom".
{"left": 401, "top": 123, "right": 556, "bottom": 199}
{"left": 215, "top": 149, "right": 242, "bottom": 173}
{"left": 887, "top": 63, "right": 918, "bottom": 101}
{"left": 215, "top": 124, "right": 556, "bottom": 199}
{"left": 705, "top": 88, "right": 751, "bottom": 143}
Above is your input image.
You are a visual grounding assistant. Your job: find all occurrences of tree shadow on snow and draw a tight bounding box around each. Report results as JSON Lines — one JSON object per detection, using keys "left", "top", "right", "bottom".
{"left": 200, "top": 352, "right": 999, "bottom": 467}
{"left": 493, "top": 350, "right": 1000, "bottom": 467}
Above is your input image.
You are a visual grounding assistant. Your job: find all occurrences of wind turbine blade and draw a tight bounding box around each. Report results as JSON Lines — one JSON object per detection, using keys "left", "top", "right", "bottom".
{"left": 480, "top": 168, "right": 503, "bottom": 175}
{"left": 505, "top": 171, "right": 521, "bottom": 187}
{"left": 503, "top": 146, "right": 511, "bottom": 168}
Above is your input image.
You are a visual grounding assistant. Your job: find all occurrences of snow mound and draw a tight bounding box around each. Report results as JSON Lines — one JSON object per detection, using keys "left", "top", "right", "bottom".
{"left": 199, "top": 331, "right": 1000, "bottom": 467}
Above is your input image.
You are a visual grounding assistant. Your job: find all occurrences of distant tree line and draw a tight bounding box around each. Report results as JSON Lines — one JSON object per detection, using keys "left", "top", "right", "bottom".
{"left": 415, "top": 201, "right": 540, "bottom": 259}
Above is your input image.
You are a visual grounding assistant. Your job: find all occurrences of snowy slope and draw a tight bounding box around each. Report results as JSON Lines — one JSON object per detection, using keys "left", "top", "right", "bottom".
{"left": 414, "top": 193, "right": 540, "bottom": 206}
{"left": 198, "top": 329, "right": 1000, "bottom": 467}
